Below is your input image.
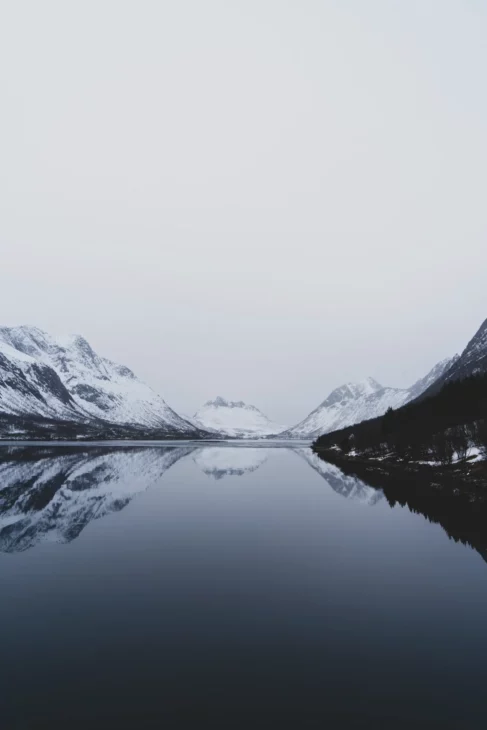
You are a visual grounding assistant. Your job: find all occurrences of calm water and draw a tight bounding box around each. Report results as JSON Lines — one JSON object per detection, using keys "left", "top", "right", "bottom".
{"left": 1, "top": 443, "right": 487, "bottom": 728}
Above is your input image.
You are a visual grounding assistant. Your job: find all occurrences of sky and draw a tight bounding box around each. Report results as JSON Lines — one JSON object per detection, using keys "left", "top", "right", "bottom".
{"left": 1, "top": 0, "right": 486, "bottom": 424}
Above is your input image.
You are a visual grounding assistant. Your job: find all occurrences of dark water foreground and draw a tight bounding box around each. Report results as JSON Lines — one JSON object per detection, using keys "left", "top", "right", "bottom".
{"left": 1, "top": 444, "right": 487, "bottom": 728}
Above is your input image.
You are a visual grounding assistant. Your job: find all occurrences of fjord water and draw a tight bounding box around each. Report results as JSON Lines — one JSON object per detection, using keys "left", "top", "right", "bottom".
{"left": 1, "top": 445, "right": 487, "bottom": 728}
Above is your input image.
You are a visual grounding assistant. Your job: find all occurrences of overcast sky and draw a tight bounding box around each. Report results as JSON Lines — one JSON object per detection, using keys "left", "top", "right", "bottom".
{"left": 1, "top": 0, "right": 486, "bottom": 424}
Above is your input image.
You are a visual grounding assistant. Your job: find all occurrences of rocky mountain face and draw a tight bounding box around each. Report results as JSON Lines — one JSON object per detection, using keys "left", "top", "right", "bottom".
{"left": 0, "top": 339, "right": 82, "bottom": 422}
{"left": 0, "top": 326, "right": 203, "bottom": 439}
{"left": 191, "top": 397, "right": 285, "bottom": 438}
{"left": 406, "top": 356, "right": 460, "bottom": 400}
{"left": 419, "top": 318, "right": 487, "bottom": 398}
{"left": 279, "top": 359, "right": 457, "bottom": 439}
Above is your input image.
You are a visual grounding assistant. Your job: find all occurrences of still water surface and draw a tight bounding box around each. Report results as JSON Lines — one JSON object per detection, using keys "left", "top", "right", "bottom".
{"left": 1, "top": 443, "right": 487, "bottom": 728}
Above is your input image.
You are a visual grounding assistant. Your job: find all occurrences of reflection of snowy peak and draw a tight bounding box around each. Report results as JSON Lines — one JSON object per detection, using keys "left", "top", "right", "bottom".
{"left": 280, "top": 359, "right": 456, "bottom": 439}
{"left": 295, "top": 449, "right": 383, "bottom": 505}
{"left": 0, "top": 326, "right": 199, "bottom": 436}
{"left": 193, "top": 447, "right": 268, "bottom": 479}
{"left": 0, "top": 444, "right": 387, "bottom": 553}
{"left": 192, "top": 397, "right": 285, "bottom": 438}
{"left": 0, "top": 446, "right": 193, "bottom": 552}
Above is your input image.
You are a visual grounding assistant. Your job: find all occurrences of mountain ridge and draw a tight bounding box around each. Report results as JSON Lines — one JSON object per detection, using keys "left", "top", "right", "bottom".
{"left": 3, "top": 317, "right": 486, "bottom": 442}
{"left": 418, "top": 318, "right": 487, "bottom": 399}
{"left": 278, "top": 357, "right": 457, "bottom": 439}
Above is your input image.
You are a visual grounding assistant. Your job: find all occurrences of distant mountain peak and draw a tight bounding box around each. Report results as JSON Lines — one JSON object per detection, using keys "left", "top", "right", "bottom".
{"left": 205, "top": 396, "right": 229, "bottom": 407}
{"left": 279, "top": 356, "right": 457, "bottom": 439}
{"left": 318, "top": 377, "right": 384, "bottom": 410}
{"left": 204, "top": 397, "right": 256, "bottom": 411}
{"left": 58, "top": 333, "right": 92, "bottom": 350}
{"left": 346, "top": 376, "right": 383, "bottom": 395}
{"left": 193, "top": 398, "right": 285, "bottom": 438}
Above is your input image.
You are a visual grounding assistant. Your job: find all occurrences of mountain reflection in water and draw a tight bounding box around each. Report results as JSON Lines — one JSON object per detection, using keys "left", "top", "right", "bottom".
{"left": 0, "top": 444, "right": 486, "bottom": 561}
{"left": 3, "top": 443, "right": 487, "bottom": 728}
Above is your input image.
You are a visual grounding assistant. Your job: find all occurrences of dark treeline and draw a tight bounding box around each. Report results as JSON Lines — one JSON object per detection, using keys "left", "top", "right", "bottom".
{"left": 314, "top": 372, "right": 487, "bottom": 464}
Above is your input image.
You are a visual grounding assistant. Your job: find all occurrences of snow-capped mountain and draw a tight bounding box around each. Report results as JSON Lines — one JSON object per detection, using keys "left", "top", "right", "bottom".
{"left": 0, "top": 445, "right": 194, "bottom": 552}
{"left": 0, "top": 326, "right": 202, "bottom": 438}
{"left": 420, "top": 318, "right": 487, "bottom": 398}
{"left": 279, "top": 358, "right": 456, "bottom": 439}
{"left": 192, "top": 446, "right": 268, "bottom": 478}
{"left": 191, "top": 397, "right": 285, "bottom": 438}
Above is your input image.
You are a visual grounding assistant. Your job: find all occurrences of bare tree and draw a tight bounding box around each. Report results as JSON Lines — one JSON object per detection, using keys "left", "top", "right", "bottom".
{"left": 475, "top": 419, "right": 487, "bottom": 455}
{"left": 432, "top": 431, "right": 454, "bottom": 466}
{"left": 450, "top": 425, "right": 470, "bottom": 462}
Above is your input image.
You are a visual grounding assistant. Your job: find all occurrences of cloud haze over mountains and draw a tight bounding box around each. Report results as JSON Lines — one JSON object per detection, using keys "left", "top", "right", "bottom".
{"left": 1, "top": 1, "right": 486, "bottom": 422}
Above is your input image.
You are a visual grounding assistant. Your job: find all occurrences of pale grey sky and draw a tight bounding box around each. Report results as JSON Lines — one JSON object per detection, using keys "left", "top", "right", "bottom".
{"left": 1, "top": 0, "right": 486, "bottom": 424}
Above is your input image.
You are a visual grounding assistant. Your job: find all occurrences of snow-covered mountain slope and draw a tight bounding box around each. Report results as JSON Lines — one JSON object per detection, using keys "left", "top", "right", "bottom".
{"left": 191, "top": 397, "right": 285, "bottom": 438}
{"left": 406, "top": 356, "right": 459, "bottom": 400}
{"left": 0, "top": 446, "right": 194, "bottom": 552}
{"left": 0, "top": 326, "right": 200, "bottom": 436}
{"left": 420, "top": 318, "right": 487, "bottom": 398}
{"left": 294, "top": 448, "right": 383, "bottom": 505}
{"left": 279, "top": 358, "right": 456, "bottom": 439}
{"left": 279, "top": 378, "right": 409, "bottom": 439}
{"left": 192, "top": 446, "right": 268, "bottom": 478}
{"left": 0, "top": 340, "right": 82, "bottom": 422}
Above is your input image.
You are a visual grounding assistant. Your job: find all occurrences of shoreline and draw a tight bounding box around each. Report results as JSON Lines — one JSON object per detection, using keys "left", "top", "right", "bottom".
{"left": 311, "top": 447, "right": 487, "bottom": 495}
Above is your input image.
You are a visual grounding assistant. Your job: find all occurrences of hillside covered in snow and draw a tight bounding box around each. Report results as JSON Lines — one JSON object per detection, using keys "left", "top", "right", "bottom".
{"left": 279, "top": 358, "right": 456, "bottom": 439}
{"left": 191, "top": 397, "right": 286, "bottom": 438}
{"left": 0, "top": 326, "right": 204, "bottom": 439}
